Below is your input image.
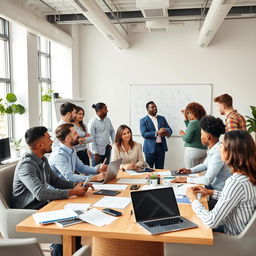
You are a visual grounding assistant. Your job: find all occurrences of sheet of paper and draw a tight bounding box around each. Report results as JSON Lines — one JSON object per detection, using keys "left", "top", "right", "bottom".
{"left": 141, "top": 183, "right": 195, "bottom": 196}
{"left": 64, "top": 203, "right": 91, "bottom": 211}
{"left": 93, "top": 184, "right": 128, "bottom": 190}
{"left": 154, "top": 170, "right": 172, "bottom": 176}
{"left": 124, "top": 170, "right": 145, "bottom": 176}
{"left": 116, "top": 179, "right": 147, "bottom": 184}
{"left": 93, "top": 196, "right": 131, "bottom": 209}
{"left": 79, "top": 208, "right": 116, "bottom": 227}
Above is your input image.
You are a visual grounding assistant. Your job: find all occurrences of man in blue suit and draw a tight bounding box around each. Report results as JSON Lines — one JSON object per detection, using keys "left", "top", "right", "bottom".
{"left": 140, "top": 101, "right": 172, "bottom": 169}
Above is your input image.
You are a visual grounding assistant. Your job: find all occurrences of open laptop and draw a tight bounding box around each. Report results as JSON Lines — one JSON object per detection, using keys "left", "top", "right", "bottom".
{"left": 131, "top": 187, "right": 198, "bottom": 235}
{"left": 95, "top": 158, "right": 122, "bottom": 184}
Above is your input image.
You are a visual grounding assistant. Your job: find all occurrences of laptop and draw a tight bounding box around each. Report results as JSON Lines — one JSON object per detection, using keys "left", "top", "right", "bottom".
{"left": 131, "top": 187, "right": 198, "bottom": 235}
{"left": 98, "top": 158, "right": 122, "bottom": 184}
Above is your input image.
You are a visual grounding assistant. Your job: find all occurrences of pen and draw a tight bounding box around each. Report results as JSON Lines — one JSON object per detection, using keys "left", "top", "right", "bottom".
{"left": 177, "top": 184, "right": 184, "bottom": 187}
{"left": 129, "top": 210, "right": 133, "bottom": 221}
{"left": 102, "top": 158, "right": 107, "bottom": 165}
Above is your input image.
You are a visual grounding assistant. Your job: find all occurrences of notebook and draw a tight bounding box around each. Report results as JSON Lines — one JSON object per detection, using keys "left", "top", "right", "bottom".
{"left": 130, "top": 187, "right": 197, "bottom": 235}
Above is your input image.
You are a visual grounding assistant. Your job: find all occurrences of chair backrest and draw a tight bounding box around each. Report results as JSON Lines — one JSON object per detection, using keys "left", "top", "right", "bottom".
{"left": 238, "top": 209, "right": 256, "bottom": 238}
{"left": 0, "top": 238, "right": 44, "bottom": 256}
{"left": 0, "top": 163, "right": 17, "bottom": 207}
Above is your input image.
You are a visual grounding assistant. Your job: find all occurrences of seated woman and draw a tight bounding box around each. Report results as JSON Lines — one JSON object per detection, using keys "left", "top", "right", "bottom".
{"left": 186, "top": 130, "right": 256, "bottom": 235}
{"left": 179, "top": 102, "right": 207, "bottom": 168}
{"left": 111, "top": 125, "right": 147, "bottom": 171}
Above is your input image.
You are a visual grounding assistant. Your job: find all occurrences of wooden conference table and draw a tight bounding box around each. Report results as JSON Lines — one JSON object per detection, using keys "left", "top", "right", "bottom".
{"left": 17, "top": 170, "right": 213, "bottom": 256}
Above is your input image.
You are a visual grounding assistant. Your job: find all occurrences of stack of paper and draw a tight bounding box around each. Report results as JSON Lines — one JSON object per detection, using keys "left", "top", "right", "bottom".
{"left": 93, "top": 196, "right": 131, "bottom": 209}
{"left": 33, "top": 209, "right": 78, "bottom": 225}
{"left": 124, "top": 170, "right": 144, "bottom": 175}
{"left": 93, "top": 184, "right": 128, "bottom": 190}
{"left": 79, "top": 208, "right": 116, "bottom": 227}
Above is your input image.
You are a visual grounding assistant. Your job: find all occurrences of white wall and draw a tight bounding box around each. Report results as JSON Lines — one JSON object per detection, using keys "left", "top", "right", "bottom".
{"left": 79, "top": 19, "right": 256, "bottom": 169}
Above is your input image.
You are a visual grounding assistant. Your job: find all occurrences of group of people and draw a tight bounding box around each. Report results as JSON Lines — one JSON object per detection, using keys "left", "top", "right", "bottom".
{"left": 10, "top": 93, "right": 255, "bottom": 255}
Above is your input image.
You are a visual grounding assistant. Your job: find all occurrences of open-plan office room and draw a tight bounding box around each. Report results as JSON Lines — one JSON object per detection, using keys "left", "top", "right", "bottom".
{"left": 0, "top": 0, "right": 256, "bottom": 255}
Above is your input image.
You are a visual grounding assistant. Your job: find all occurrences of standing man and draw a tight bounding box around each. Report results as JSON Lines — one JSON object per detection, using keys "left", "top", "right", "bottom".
{"left": 140, "top": 101, "right": 172, "bottom": 169}
{"left": 214, "top": 93, "right": 246, "bottom": 132}
{"left": 12, "top": 126, "right": 89, "bottom": 256}
{"left": 57, "top": 102, "right": 77, "bottom": 126}
{"left": 88, "top": 102, "right": 115, "bottom": 166}
{"left": 49, "top": 123, "right": 107, "bottom": 182}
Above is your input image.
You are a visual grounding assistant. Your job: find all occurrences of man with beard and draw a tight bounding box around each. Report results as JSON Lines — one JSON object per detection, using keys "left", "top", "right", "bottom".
{"left": 88, "top": 102, "right": 115, "bottom": 166}
{"left": 49, "top": 123, "right": 107, "bottom": 182}
{"left": 12, "top": 126, "right": 89, "bottom": 256}
{"left": 140, "top": 101, "right": 172, "bottom": 169}
{"left": 58, "top": 102, "right": 77, "bottom": 125}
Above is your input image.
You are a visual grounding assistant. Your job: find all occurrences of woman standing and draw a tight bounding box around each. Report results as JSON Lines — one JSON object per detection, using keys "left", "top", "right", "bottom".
{"left": 186, "top": 130, "right": 256, "bottom": 235}
{"left": 73, "top": 106, "right": 93, "bottom": 165}
{"left": 179, "top": 102, "right": 207, "bottom": 168}
{"left": 112, "top": 125, "right": 147, "bottom": 171}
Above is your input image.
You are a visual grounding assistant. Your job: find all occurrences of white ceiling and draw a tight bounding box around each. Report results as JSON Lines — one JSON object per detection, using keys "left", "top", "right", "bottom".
{"left": 22, "top": 0, "right": 256, "bottom": 17}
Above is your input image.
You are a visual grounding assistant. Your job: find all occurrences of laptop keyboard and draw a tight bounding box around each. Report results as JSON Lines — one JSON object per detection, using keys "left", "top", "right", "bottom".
{"left": 145, "top": 217, "right": 184, "bottom": 228}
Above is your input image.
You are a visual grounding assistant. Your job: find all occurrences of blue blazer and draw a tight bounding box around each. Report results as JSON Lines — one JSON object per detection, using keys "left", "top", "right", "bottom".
{"left": 140, "top": 115, "right": 172, "bottom": 154}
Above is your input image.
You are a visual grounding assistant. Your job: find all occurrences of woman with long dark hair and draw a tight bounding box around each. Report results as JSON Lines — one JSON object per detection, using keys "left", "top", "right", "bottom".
{"left": 186, "top": 130, "right": 256, "bottom": 235}
{"left": 112, "top": 125, "right": 147, "bottom": 171}
{"left": 73, "top": 106, "right": 93, "bottom": 165}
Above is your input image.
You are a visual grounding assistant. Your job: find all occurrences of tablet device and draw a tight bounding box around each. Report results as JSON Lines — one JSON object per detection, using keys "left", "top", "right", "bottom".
{"left": 93, "top": 189, "right": 121, "bottom": 196}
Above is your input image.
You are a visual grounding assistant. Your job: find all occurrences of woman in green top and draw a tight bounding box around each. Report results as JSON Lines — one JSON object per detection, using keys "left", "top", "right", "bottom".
{"left": 179, "top": 102, "right": 207, "bottom": 168}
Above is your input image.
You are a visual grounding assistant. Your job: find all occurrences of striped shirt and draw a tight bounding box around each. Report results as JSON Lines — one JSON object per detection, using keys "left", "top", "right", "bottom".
{"left": 192, "top": 173, "right": 256, "bottom": 235}
{"left": 225, "top": 110, "right": 246, "bottom": 132}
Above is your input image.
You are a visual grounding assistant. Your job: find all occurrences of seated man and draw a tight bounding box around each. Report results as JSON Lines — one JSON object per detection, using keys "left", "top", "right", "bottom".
{"left": 12, "top": 126, "right": 89, "bottom": 256}
{"left": 49, "top": 123, "right": 107, "bottom": 182}
{"left": 172, "top": 115, "right": 231, "bottom": 191}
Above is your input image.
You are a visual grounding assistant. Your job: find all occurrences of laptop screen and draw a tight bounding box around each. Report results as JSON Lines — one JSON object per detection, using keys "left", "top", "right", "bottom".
{"left": 131, "top": 187, "right": 180, "bottom": 222}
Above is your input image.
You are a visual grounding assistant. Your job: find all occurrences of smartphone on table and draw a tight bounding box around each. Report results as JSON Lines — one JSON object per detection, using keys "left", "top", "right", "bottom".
{"left": 102, "top": 208, "right": 122, "bottom": 217}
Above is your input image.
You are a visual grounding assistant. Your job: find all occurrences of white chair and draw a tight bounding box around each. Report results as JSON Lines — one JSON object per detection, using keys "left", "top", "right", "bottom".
{"left": 164, "top": 210, "right": 256, "bottom": 256}
{"left": 0, "top": 238, "right": 91, "bottom": 256}
{"left": 0, "top": 163, "right": 61, "bottom": 243}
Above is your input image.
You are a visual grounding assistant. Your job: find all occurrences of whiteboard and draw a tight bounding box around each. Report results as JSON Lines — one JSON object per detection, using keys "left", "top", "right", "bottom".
{"left": 130, "top": 84, "right": 212, "bottom": 136}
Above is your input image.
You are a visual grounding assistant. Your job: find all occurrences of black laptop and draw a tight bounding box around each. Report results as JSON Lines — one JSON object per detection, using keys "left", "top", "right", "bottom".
{"left": 131, "top": 187, "right": 198, "bottom": 235}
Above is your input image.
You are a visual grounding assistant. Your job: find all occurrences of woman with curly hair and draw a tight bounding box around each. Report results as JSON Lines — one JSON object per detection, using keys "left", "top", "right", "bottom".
{"left": 179, "top": 102, "right": 207, "bottom": 168}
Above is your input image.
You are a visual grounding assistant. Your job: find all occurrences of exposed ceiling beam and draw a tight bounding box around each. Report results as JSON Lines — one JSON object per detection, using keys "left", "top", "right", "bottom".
{"left": 0, "top": 0, "right": 73, "bottom": 47}
{"left": 70, "top": 0, "right": 129, "bottom": 49}
{"left": 197, "top": 0, "right": 235, "bottom": 47}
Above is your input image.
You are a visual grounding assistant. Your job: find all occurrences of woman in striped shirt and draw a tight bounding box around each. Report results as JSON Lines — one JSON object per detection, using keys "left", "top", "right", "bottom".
{"left": 186, "top": 130, "right": 256, "bottom": 235}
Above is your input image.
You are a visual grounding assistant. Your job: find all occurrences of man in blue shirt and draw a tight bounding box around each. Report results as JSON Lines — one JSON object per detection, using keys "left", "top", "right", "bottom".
{"left": 88, "top": 102, "right": 115, "bottom": 166}
{"left": 140, "top": 101, "right": 172, "bottom": 169}
{"left": 49, "top": 123, "right": 107, "bottom": 182}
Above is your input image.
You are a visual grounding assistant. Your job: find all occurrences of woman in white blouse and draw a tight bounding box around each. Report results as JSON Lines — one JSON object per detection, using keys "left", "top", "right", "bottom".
{"left": 186, "top": 130, "right": 256, "bottom": 235}
{"left": 111, "top": 125, "right": 147, "bottom": 171}
{"left": 73, "top": 106, "right": 93, "bottom": 165}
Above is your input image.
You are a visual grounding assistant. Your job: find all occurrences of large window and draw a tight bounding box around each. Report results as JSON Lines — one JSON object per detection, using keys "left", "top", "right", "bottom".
{"left": 0, "top": 17, "right": 12, "bottom": 138}
{"left": 38, "top": 36, "right": 52, "bottom": 131}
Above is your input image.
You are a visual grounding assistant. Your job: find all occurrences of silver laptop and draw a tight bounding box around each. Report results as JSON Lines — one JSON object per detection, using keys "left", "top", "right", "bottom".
{"left": 101, "top": 158, "right": 122, "bottom": 184}
{"left": 131, "top": 187, "right": 198, "bottom": 235}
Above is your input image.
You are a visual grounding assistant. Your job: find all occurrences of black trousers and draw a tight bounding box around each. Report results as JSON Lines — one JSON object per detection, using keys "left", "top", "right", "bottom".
{"left": 77, "top": 149, "right": 90, "bottom": 166}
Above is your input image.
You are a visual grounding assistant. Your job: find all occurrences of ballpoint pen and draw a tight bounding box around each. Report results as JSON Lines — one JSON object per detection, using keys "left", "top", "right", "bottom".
{"left": 177, "top": 184, "right": 184, "bottom": 187}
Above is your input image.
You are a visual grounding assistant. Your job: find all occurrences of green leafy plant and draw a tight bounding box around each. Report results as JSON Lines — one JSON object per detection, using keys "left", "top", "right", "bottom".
{"left": 0, "top": 93, "right": 25, "bottom": 115}
{"left": 149, "top": 174, "right": 159, "bottom": 179}
{"left": 246, "top": 106, "right": 256, "bottom": 133}
{"left": 41, "top": 88, "right": 54, "bottom": 102}
{"left": 10, "top": 138, "right": 22, "bottom": 151}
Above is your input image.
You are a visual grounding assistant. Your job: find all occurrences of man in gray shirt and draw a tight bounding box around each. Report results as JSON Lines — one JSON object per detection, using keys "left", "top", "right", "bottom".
{"left": 12, "top": 126, "right": 89, "bottom": 256}
{"left": 88, "top": 102, "right": 115, "bottom": 166}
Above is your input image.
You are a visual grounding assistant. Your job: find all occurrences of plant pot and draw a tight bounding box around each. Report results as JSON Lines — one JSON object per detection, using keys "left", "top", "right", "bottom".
{"left": 149, "top": 179, "right": 158, "bottom": 186}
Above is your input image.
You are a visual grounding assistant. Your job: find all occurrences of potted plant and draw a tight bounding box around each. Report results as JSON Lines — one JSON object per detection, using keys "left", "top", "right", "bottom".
{"left": 10, "top": 138, "right": 22, "bottom": 157}
{"left": 148, "top": 174, "right": 160, "bottom": 186}
{"left": 246, "top": 106, "right": 256, "bottom": 140}
{"left": 41, "top": 88, "right": 54, "bottom": 102}
{"left": 0, "top": 93, "right": 25, "bottom": 115}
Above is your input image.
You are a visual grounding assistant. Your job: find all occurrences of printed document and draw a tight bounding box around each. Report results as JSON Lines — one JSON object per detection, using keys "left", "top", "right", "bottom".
{"left": 93, "top": 184, "right": 128, "bottom": 190}
{"left": 93, "top": 196, "right": 131, "bottom": 209}
{"left": 116, "top": 179, "right": 147, "bottom": 184}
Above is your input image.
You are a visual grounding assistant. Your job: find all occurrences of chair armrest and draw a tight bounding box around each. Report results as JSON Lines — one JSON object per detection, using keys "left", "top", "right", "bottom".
{"left": 72, "top": 246, "right": 91, "bottom": 256}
